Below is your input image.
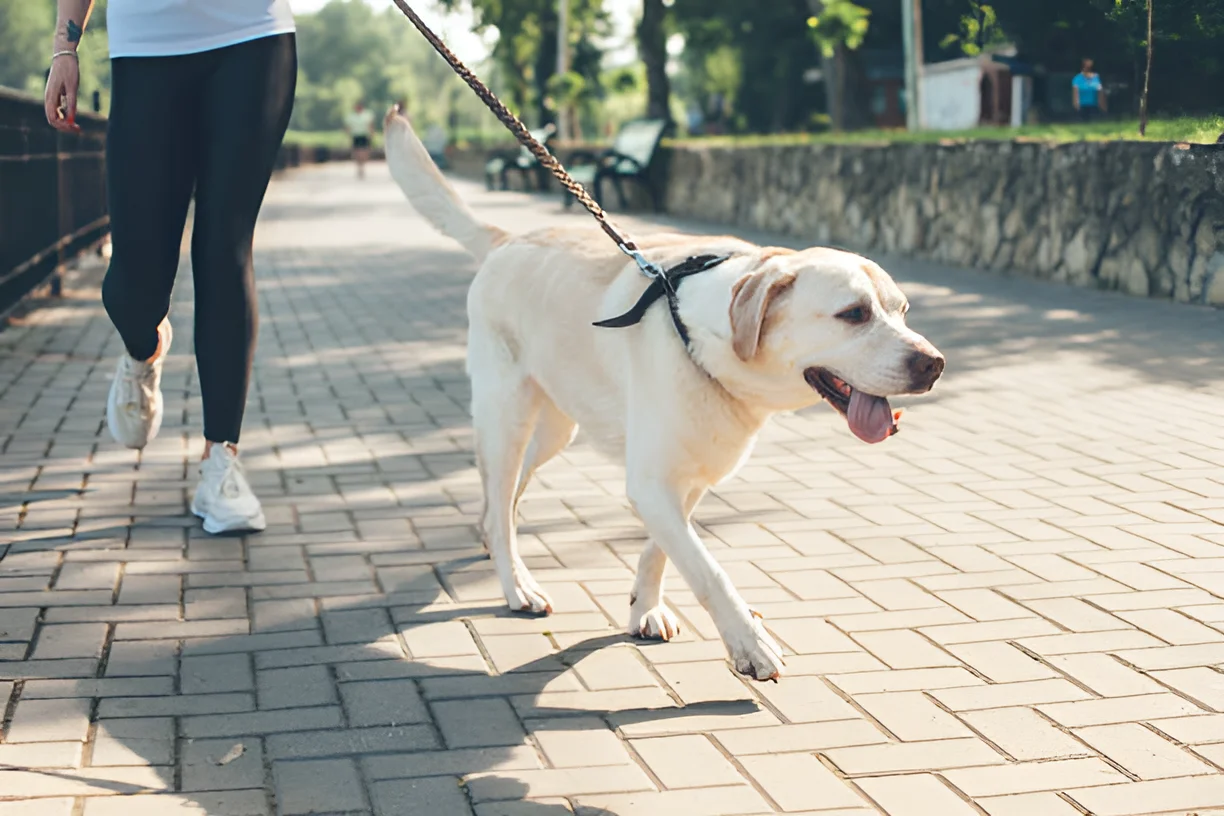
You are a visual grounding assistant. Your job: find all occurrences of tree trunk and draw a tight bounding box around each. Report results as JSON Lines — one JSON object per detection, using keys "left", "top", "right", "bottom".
{"left": 806, "top": 0, "right": 873, "bottom": 131}
{"left": 498, "top": 53, "right": 531, "bottom": 121}
{"left": 535, "top": 4, "right": 559, "bottom": 128}
{"left": 1139, "top": 0, "right": 1153, "bottom": 136}
{"left": 512, "top": 70, "right": 530, "bottom": 122}
{"left": 836, "top": 45, "right": 873, "bottom": 130}
{"left": 638, "top": 0, "right": 673, "bottom": 126}
{"left": 807, "top": 0, "right": 840, "bottom": 128}
{"left": 822, "top": 54, "right": 841, "bottom": 130}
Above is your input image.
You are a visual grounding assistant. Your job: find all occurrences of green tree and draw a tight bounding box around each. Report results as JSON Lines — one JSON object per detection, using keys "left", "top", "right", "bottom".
{"left": 1139, "top": 0, "right": 1152, "bottom": 134}
{"left": 0, "top": 0, "right": 110, "bottom": 112}
{"left": 637, "top": 0, "right": 673, "bottom": 127}
{"left": 988, "top": 0, "right": 1224, "bottom": 114}
{"left": 436, "top": 0, "right": 608, "bottom": 131}
{"left": 939, "top": 1, "right": 1009, "bottom": 56}
{"left": 292, "top": 0, "right": 506, "bottom": 140}
{"left": 0, "top": 0, "right": 55, "bottom": 92}
{"left": 673, "top": 0, "right": 833, "bottom": 133}
{"left": 806, "top": 0, "right": 873, "bottom": 131}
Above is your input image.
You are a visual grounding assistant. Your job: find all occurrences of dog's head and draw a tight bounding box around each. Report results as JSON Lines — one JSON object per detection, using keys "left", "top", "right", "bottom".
{"left": 698, "top": 247, "right": 944, "bottom": 443}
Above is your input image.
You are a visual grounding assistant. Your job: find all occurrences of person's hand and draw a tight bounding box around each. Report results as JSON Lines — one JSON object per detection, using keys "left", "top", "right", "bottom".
{"left": 44, "top": 54, "right": 81, "bottom": 133}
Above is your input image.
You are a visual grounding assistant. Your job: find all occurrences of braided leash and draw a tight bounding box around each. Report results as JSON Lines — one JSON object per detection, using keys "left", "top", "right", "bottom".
{"left": 389, "top": 0, "right": 665, "bottom": 279}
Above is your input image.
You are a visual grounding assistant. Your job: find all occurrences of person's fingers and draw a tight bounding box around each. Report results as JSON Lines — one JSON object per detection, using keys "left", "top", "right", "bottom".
{"left": 50, "top": 91, "right": 81, "bottom": 133}
{"left": 44, "top": 77, "right": 64, "bottom": 128}
{"left": 65, "top": 77, "right": 79, "bottom": 127}
{"left": 44, "top": 62, "right": 82, "bottom": 132}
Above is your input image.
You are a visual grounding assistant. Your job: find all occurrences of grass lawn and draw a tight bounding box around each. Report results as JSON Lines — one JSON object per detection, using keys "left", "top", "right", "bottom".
{"left": 285, "top": 115, "right": 1222, "bottom": 153}
{"left": 671, "top": 116, "right": 1224, "bottom": 147}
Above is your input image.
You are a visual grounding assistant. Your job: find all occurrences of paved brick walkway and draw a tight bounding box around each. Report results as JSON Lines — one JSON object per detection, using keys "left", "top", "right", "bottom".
{"left": 2, "top": 162, "right": 1224, "bottom": 816}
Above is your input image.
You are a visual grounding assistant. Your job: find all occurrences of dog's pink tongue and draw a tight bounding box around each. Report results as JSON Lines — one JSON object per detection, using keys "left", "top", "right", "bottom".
{"left": 846, "top": 390, "right": 896, "bottom": 444}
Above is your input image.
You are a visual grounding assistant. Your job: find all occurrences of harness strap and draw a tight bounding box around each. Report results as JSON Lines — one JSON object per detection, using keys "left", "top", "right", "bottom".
{"left": 593, "top": 255, "right": 731, "bottom": 346}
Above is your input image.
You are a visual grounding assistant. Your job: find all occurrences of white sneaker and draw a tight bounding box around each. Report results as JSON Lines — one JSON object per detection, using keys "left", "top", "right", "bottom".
{"left": 107, "top": 320, "right": 172, "bottom": 449}
{"left": 191, "top": 445, "right": 267, "bottom": 535}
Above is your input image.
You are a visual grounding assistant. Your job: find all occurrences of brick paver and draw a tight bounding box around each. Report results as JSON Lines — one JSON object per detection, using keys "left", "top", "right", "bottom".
{"left": 2, "top": 161, "right": 1224, "bottom": 815}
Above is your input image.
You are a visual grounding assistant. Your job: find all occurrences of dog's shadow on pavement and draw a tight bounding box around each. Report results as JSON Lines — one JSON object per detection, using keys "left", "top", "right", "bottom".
{"left": 9, "top": 558, "right": 760, "bottom": 816}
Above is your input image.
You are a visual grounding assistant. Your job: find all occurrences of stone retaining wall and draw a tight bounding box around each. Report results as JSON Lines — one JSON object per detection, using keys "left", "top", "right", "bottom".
{"left": 451, "top": 139, "right": 1224, "bottom": 306}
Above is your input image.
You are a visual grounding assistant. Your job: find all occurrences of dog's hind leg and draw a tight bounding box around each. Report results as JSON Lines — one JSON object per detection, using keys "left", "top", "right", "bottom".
{"left": 471, "top": 341, "right": 553, "bottom": 616}
{"left": 628, "top": 487, "right": 702, "bottom": 642}
{"left": 512, "top": 398, "right": 577, "bottom": 512}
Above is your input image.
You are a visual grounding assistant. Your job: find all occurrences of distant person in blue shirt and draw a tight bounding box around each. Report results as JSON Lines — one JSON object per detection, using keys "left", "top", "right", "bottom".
{"left": 1072, "top": 58, "right": 1106, "bottom": 121}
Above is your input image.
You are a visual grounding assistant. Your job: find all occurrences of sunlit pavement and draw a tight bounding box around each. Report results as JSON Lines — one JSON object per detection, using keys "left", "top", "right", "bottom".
{"left": 2, "top": 160, "right": 1224, "bottom": 815}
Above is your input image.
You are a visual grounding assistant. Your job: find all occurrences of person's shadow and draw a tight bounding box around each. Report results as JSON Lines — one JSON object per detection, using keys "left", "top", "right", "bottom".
{"left": 7, "top": 557, "right": 762, "bottom": 815}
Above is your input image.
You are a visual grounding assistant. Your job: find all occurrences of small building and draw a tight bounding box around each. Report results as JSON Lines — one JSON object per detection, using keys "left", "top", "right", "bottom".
{"left": 920, "top": 48, "right": 1034, "bottom": 130}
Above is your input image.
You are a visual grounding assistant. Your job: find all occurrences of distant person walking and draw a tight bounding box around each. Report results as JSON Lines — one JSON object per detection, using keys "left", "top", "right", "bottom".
{"left": 345, "top": 100, "right": 376, "bottom": 179}
{"left": 1072, "top": 58, "right": 1106, "bottom": 121}
{"left": 44, "top": 0, "right": 297, "bottom": 535}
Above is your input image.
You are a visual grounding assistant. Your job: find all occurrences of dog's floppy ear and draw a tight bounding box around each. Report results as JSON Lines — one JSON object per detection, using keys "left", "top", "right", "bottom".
{"left": 729, "top": 263, "right": 796, "bottom": 361}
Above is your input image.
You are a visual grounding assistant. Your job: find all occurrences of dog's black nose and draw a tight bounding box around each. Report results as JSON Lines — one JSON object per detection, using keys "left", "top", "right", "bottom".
{"left": 908, "top": 348, "right": 945, "bottom": 392}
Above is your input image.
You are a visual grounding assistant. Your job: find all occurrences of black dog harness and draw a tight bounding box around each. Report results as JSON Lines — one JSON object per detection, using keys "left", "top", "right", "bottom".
{"left": 593, "top": 254, "right": 732, "bottom": 346}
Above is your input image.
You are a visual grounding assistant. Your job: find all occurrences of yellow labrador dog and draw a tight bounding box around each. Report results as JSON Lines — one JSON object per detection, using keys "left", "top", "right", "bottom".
{"left": 384, "top": 110, "right": 944, "bottom": 680}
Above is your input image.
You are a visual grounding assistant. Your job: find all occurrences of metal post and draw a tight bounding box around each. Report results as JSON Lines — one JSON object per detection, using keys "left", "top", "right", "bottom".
{"left": 912, "top": 0, "right": 924, "bottom": 129}
{"left": 53, "top": 132, "right": 67, "bottom": 298}
{"left": 556, "top": 0, "right": 570, "bottom": 141}
{"left": 902, "top": 0, "right": 924, "bottom": 130}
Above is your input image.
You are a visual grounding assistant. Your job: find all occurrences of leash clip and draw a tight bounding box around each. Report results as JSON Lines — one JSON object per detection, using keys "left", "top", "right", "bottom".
{"left": 620, "top": 245, "right": 665, "bottom": 280}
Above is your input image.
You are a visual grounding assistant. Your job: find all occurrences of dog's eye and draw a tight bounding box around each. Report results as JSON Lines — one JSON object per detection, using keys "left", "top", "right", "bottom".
{"left": 836, "top": 305, "right": 870, "bottom": 325}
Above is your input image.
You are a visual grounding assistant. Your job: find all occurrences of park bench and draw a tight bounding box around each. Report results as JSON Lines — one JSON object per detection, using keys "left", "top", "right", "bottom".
{"left": 484, "top": 124, "right": 557, "bottom": 191}
{"left": 563, "top": 118, "right": 668, "bottom": 212}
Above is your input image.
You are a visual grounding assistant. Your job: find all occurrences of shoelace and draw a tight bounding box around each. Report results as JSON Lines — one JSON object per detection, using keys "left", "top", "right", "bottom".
{"left": 118, "top": 355, "right": 158, "bottom": 415}
{"left": 216, "top": 455, "right": 248, "bottom": 500}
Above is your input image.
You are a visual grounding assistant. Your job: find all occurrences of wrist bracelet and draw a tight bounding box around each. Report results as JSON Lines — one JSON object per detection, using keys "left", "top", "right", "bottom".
{"left": 51, "top": 50, "right": 78, "bottom": 61}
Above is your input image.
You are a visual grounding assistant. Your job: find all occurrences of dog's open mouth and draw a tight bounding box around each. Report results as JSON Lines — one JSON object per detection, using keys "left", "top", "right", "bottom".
{"left": 804, "top": 367, "right": 902, "bottom": 444}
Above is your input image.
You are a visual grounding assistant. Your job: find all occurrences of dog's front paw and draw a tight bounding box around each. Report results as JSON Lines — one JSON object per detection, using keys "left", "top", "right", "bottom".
{"left": 728, "top": 618, "right": 786, "bottom": 682}
{"left": 629, "top": 604, "right": 681, "bottom": 641}
{"left": 507, "top": 576, "right": 553, "bottom": 617}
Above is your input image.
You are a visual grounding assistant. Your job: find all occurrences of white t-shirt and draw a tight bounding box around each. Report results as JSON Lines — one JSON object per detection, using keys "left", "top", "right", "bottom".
{"left": 107, "top": 0, "right": 296, "bottom": 58}
{"left": 345, "top": 109, "right": 376, "bottom": 135}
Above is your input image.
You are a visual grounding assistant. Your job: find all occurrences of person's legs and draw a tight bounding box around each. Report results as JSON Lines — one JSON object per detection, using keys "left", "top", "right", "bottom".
{"left": 101, "top": 55, "right": 202, "bottom": 448}
{"left": 187, "top": 33, "right": 295, "bottom": 535}
{"left": 191, "top": 33, "right": 296, "bottom": 447}
{"left": 353, "top": 136, "right": 370, "bottom": 178}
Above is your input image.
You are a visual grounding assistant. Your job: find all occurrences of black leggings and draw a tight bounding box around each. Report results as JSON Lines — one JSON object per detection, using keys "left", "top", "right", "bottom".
{"left": 102, "top": 34, "right": 296, "bottom": 444}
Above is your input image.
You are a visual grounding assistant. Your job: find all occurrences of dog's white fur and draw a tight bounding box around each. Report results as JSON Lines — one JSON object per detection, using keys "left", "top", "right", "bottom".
{"left": 384, "top": 110, "right": 943, "bottom": 680}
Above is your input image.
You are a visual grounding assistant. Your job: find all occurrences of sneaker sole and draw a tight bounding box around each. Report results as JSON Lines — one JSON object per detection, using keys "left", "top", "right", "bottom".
{"left": 191, "top": 501, "right": 267, "bottom": 535}
{"left": 107, "top": 401, "right": 162, "bottom": 450}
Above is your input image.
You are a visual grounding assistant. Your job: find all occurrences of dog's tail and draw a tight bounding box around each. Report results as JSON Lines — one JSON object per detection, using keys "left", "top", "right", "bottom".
{"left": 383, "top": 109, "right": 504, "bottom": 263}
